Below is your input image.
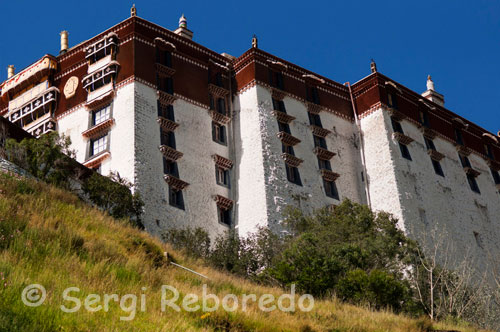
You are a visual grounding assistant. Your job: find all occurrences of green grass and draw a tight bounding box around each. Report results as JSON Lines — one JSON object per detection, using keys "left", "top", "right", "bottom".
{"left": 0, "top": 172, "right": 489, "bottom": 331}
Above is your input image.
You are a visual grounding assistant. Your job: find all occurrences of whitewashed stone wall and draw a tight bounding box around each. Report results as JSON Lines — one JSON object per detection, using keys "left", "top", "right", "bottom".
{"left": 361, "top": 107, "right": 500, "bottom": 276}
{"left": 57, "top": 83, "right": 136, "bottom": 184}
{"left": 133, "top": 82, "right": 231, "bottom": 240}
{"left": 234, "top": 85, "right": 367, "bottom": 236}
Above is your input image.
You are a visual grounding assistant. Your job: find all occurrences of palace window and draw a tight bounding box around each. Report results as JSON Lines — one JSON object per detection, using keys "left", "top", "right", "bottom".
{"left": 467, "top": 174, "right": 481, "bottom": 194}
{"left": 324, "top": 179, "right": 339, "bottom": 200}
{"left": 419, "top": 110, "right": 430, "bottom": 127}
{"left": 285, "top": 164, "right": 302, "bottom": 185}
{"left": 90, "top": 134, "right": 108, "bottom": 157}
{"left": 459, "top": 154, "right": 472, "bottom": 168}
{"left": 387, "top": 92, "right": 398, "bottom": 109}
{"left": 158, "top": 102, "right": 175, "bottom": 120}
{"left": 318, "top": 158, "right": 332, "bottom": 171}
{"left": 168, "top": 187, "right": 185, "bottom": 210}
{"left": 282, "top": 143, "right": 294, "bottom": 155}
{"left": 160, "top": 129, "right": 176, "bottom": 148}
{"left": 313, "top": 135, "right": 327, "bottom": 149}
{"left": 391, "top": 117, "right": 411, "bottom": 160}
{"left": 391, "top": 117, "right": 404, "bottom": 134}
{"left": 307, "top": 86, "right": 320, "bottom": 104}
{"left": 278, "top": 121, "right": 291, "bottom": 134}
{"left": 85, "top": 34, "right": 117, "bottom": 64}
{"left": 491, "top": 168, "right": 500, "bottom": 185}
{"left": 216, "top": 97, "right": 227, "bottom": 115}
{"left": 424, "top": 137, "right": 436, "bottom": 151}
{"left": 268, "top": 69, "right": 284, "bottom": 90}
{"left": 272, "top": 98, "right": 287, "bottom": 113}
{"left": 218, "top": 206, "right": 232, "bottom": 226}
{"left": 156, "top": 49, "right": 172, "bottom": 68}
{"left": 308, "top": 112, "right": 323, "bottom": 127}
{"left": 455, "top": 128, "right": 464, "bottom": 146}
{"left": 432, "top": 159, "right": 445, "bottom": 177}
{"left": 83, "top": 65, "right": 117, "bottom": 92}
{"left": 485, "top": 144, "right": 494, "bottom": 159}
{"left": 163, "top": 159, "right": 179, "bottom": 177}
{"left": 157, "top": 75, "right": 174, "bottom": 94}
{"left": 215, "top": 72, "right": 223, "bottom": 87}
{"left": 215, "top": 165, "right": 230, "bottom": 187}
{"left": 92, "top": 104, "right": 111, "bottom": 126}
{"left": 212, "top": 122, "right": 227, "bottom": 145}
{"left": 399, "top": 144, "right": 412, "bottom": 160}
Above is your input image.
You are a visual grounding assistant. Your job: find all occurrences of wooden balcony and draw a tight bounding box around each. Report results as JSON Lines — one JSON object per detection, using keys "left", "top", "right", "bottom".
{"left": 159, "top": 145, "right": 183, "bottom": 161}
{"left": 313, "top": 147, "right": 336, "bottom": 160}
{"left": 281, "top": 153, "right": 303, "bottom": 167}
{"left": 393, "top": 132, "right": 414, "bottom": 145}
{"left": 277, "top": 132, "right": 301, "bottom": 146}
{"left": 82, "top": 118, "right": 115, "bottom": 139}
{"left": 157, "top": 117, "right": 179, "bottom": 132}
{"left": 164, "top": 175, "right": 189, "bottom": 190}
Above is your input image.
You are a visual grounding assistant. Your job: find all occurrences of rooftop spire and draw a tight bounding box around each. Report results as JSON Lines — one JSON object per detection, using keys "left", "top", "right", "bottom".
{"left": 422, "top": 74, "right": 444, "bottom": 106}
{"left": 252, "top": 34, "right": 258, "bottom": 48}
{"left": 370, "top": 59, "right": 377, "bottom": 73}
{"left": 174, "top": 13, "right": 193, "bottom": 40}
{"left": 179, "top": 14, "right": 187, "bottom": 28}
{"left": 426, "top": 75, "right": 435, "bottom": 91}
{"left": 131, "top": 4, "right": 136, "bottom": 17}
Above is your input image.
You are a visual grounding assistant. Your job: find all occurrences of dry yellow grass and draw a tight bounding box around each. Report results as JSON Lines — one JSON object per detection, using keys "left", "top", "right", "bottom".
{"left": 0, "top": 172, "right": 489, "bottom": 331}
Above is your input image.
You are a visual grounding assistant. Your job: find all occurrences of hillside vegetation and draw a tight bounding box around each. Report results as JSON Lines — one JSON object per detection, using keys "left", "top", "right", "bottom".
{"left": 0, "top": 171, "right": 488, "bottom": 332}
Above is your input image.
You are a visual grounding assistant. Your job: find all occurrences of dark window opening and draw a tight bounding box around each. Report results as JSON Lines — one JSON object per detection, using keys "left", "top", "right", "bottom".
{"left": 324, "top": 179, "right": 339, "bottom": 200}
{"left": 215, "top": 73, "right": 223, "bottom": 87}
{"left": 169, "top": 187, "right": 185, "bottom": 209}
{"left": 268, "top": 69, "right": 284, "bottom": 90}
{"left": 387, "top": 92, "right": 398, "bottom": 109}
{"left": 308, "top": 112, "right": 323, "bottom": 127}
{"left": 399, "top": 143, "right": 412, "bottom": 160}
{"left": 157, "top": 75, "right": 174, "bottom": 94}
{"left": 160, "top": 129, "right": 176, "bottom": 148}
{"left": 318, "top": 158, "right": 332, "bottom": 171}
{"left": 157, "top": 102, "right": 175, "bottom": 121}
{"left": 419, "top": 110, "right": 430, "bottom": 127}
{"left": 163, "top": 159, "right": 179, "bottom": 177}
{"left": 156, "top": 49, "right": 172, "bottom": 68}
{"left": 285, "top": 164, "right": 302, "bottom": 185}
{"left": 278, "top": 121, "right": 291, "bottom": 134}
{"left": 218, "top": 207, "right": 232, "bottom": 226}
{"left": 272, "top": 98, "right": 287, "bottom": 113}
{"left": 459, "top": 154, "right": 472, "bottom": 168}
{"left": 485, "top": 144, "right": 494, "bottom": 159}
{"left": 491, "top": 168, "right": 500, "bottom": 185}
{"left": 391, "top": 117, "right": 404, "bottom": 134}
{"left": 215, "top": 166, "right": 230, "bottom": 187}
{"left": 282, "top": 144, "right": 294, "bottom": 155}
{"left": 455, "top": 128, "right": 464, "bottom": 146}
{"left": 212, "top": 122, "right": 227, "bottom": 145}
{"left": 313, "top": 135, "right": 327, "bottom": 149}
{"left": 424, "top": 137, "right": 436, "bottom": 151}
{"left": 467, "top": 174, "right": 481, "bottom": 194}
{"left": 216, "top": 97, "right": 227, "bottom": 115}
{"left": 432, "top": 159, "right": 444, "bottom": 177}
{"left": 307, "top": 86, "right": 320, "bottom": 104}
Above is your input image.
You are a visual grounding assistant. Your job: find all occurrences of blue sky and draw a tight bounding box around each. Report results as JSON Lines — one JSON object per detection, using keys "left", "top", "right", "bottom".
{"left": 1, "top": 0, "right": 499, "bottom": 133}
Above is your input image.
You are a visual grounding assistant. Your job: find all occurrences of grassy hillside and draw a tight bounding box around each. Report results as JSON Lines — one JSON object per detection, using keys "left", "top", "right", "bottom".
{"left": 0, "top": 171, "right": 487, "bottom": 332}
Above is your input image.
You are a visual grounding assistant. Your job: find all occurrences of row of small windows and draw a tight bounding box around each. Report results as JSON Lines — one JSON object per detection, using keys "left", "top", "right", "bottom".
{"left": 273, "top": 97, "right": 339, "bottom": 200}
{"left": 268, "top": 68, "right": 320, "bottom": 105}
{"left": 391, "top": 116, "right": 500, "bottom": 195}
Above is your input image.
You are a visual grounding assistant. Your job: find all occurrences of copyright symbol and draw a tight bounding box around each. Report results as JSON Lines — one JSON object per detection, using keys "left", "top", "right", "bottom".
{"left": 21, "top": 284, "right": 46, "bottom": 307}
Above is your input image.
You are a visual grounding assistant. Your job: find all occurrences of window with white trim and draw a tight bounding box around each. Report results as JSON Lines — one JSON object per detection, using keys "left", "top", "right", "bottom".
{"left": 92, "top": 105, "right": 111, "bottom": 126}
{"left": 90, "top": 135, "right": 108, "bottom": 157}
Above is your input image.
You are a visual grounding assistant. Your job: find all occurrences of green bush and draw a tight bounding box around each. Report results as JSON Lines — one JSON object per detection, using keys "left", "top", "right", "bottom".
{"left": 81, "top": 171, "right": 144, "bottom": 228}
{"left": 162, "top": 227, "right": 211, "bottom": 258}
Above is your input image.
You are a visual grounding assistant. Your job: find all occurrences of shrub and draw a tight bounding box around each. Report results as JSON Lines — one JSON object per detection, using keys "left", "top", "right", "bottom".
{"left": 81, "top": 172, "right": 144, "bottom": 228}
{"left": 162, "top": 227, "right": 211, "bottom": 259}
{"left": 5, "top": 132, "right": 76, "bottom": 189}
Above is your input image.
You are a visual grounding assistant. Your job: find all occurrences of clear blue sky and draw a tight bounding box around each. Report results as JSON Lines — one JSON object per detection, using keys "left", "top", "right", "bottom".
{"left": 1, "top": 0, "right": 499, "bottom": 133}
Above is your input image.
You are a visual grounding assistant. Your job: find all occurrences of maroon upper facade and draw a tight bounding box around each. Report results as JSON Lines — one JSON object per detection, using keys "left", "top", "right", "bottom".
{"left": 1, "top": 15, "right": 498, "bottom": 163}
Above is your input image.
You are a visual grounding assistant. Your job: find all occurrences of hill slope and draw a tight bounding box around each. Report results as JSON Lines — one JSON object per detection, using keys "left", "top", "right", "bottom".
{"left": 0, "top": 171, "right": 486, "bottom": 332}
